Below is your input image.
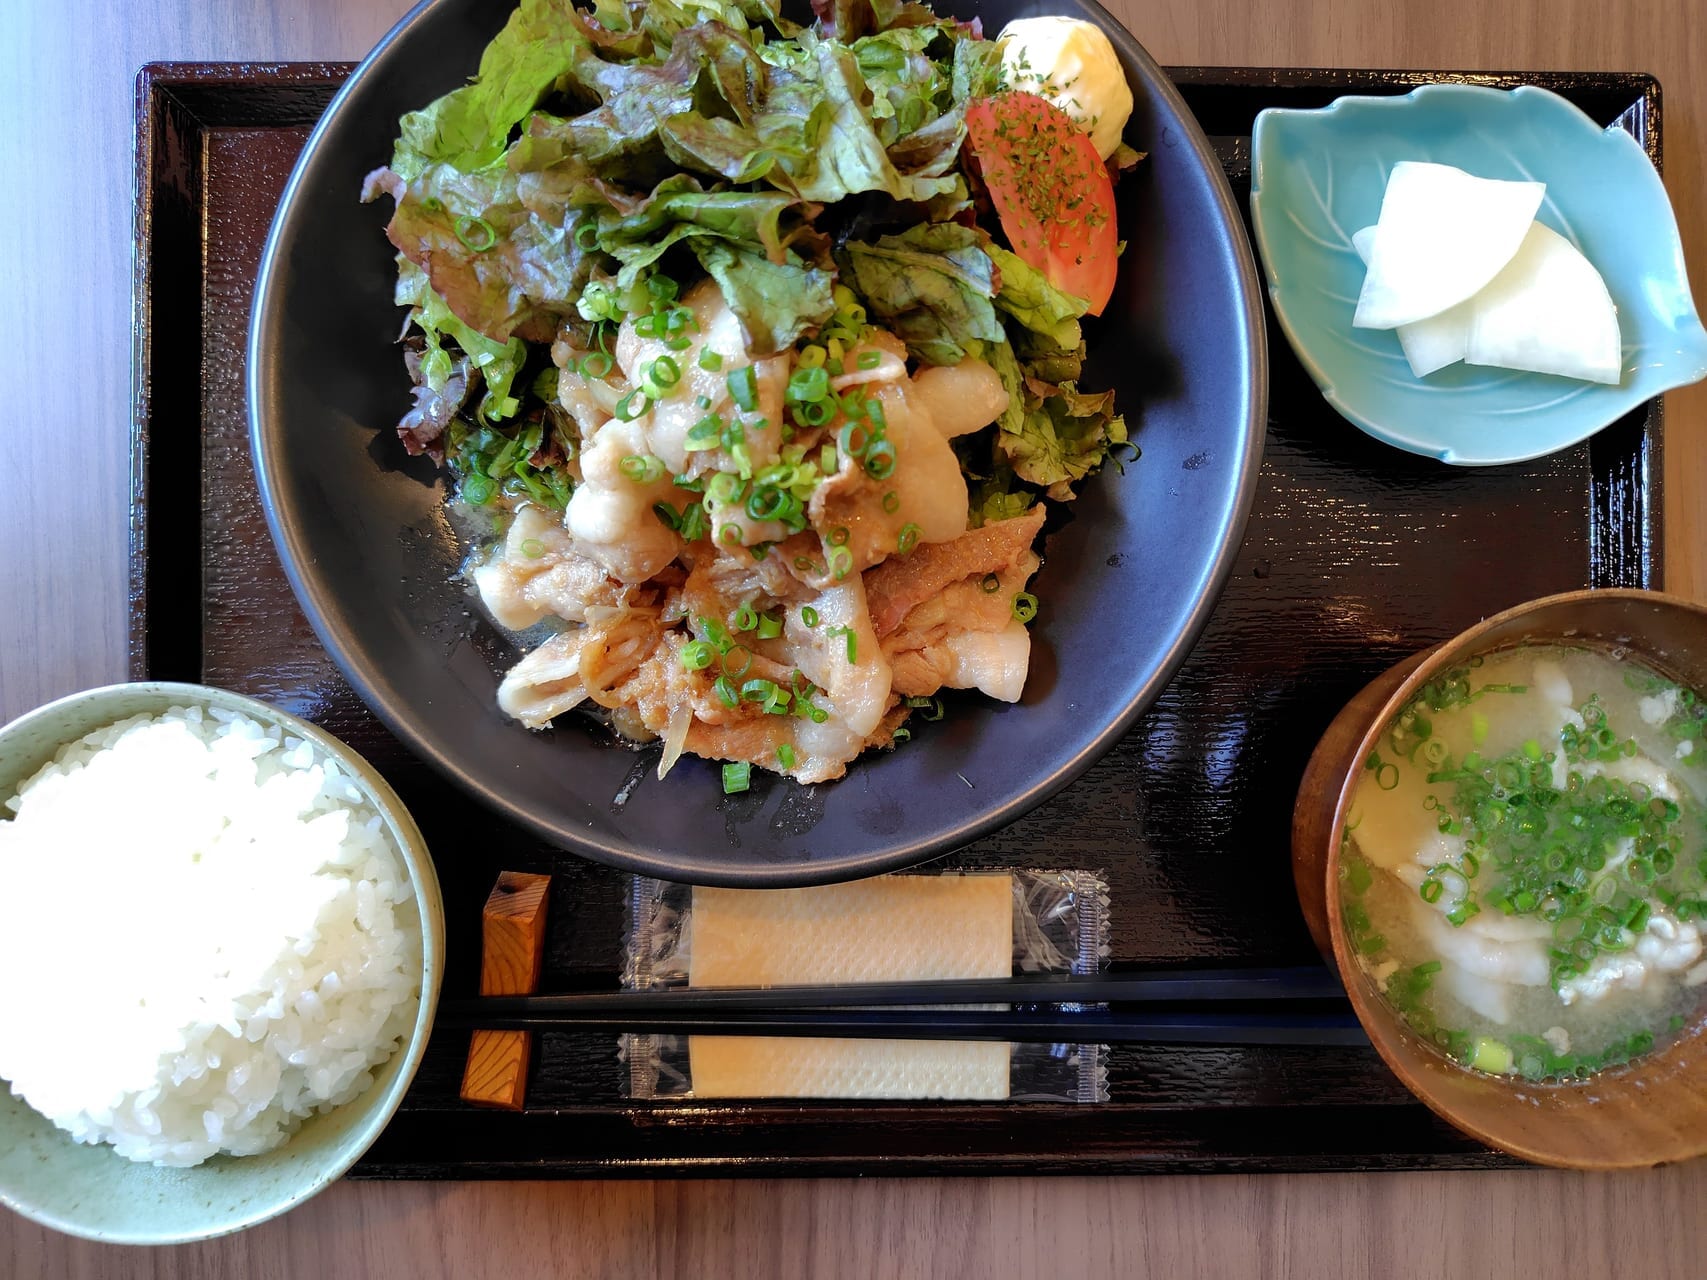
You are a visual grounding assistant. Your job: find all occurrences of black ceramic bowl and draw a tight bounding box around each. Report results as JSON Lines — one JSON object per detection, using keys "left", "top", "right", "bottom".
{"left": 248, "top": 0, "right": 1267, "bottom": 886}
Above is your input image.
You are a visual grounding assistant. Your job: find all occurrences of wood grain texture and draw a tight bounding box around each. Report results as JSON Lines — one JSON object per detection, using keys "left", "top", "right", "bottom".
{"left": 462, "top": 872, "right": 551, "bottom": 1110}
{"left": 7, "top": 0, "right": 1707, "bottom": 1276}
{"left": 476, "top": 872, "right": 552, "bottom": 997}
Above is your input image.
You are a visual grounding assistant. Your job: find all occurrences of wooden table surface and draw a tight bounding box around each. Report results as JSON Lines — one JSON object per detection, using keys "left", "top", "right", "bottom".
{"left": 5, "top": 0, "right": 1707, "bottom": 1274}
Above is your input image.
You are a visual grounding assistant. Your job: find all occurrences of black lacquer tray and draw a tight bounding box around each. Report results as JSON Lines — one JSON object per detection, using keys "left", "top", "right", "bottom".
{"left": 133, "top": 63, "right": 1661, "bottom": 1176}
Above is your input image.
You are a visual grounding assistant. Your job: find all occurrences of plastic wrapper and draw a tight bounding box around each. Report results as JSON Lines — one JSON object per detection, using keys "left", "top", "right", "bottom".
{"left": 622, "top": 870, "right": 1110, "bottom": 1103}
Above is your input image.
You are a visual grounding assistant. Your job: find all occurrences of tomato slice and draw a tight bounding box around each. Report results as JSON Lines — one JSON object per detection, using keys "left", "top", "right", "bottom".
{"left": 964, "top": 92, "right": 1119, "bottom": 316}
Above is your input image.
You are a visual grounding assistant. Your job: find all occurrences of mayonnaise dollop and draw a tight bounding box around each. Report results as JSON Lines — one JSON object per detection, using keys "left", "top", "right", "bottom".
{"left": 997, "top": 17, "right": 1134, "bottom": 161}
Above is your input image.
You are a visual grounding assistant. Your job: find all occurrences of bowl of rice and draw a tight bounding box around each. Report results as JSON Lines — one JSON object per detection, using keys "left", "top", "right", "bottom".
{"left": 0, "top": 682, "right": 444, "bottom": 1244}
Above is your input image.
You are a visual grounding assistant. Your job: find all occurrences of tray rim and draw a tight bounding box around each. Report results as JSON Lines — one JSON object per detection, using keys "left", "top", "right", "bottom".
{"left": 129, "top": 60, "right": 1666, "bottom": 1179}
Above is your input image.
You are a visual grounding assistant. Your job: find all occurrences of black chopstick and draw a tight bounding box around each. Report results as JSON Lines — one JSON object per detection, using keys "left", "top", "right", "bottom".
{"left": 448, "top": 966, "right": 1346, "bottom": 1017}
{"left": 435, "top": 967, "right": 1365, "bottom": 1047}
{"left": 437, "top": 1006, "right": 1368, "bottom": 1047}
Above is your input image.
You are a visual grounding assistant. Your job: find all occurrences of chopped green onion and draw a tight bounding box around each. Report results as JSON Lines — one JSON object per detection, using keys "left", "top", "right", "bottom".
{"left": 665, "top": 334, "right": 693, "bottom": 352}
{"left": 863, "top": 439, "right": 896, "bottom": 479}
{"left": 722, "top": 761, "right": 751, "bottom": 794}
{"left": 1011, "top": 592, "right": 1039, "bottom": 624}
{"left": 837, "top": 422, "right": 871, "bottom": 458}
{"left": 574, "top": 221, "right": 600, "bottom": 251}
{"left": 981, "top": 572, "right": 1000, "bottom": 594}
{"left": 827, "top": 525, "right": 850, "bottom": 547}
{"left": 864, "top": 399, "right": 887, "bottom": 431}
{"left": 777, "top": 743, "right": 797, "bottom": 770}
{"left": 720, "top": 524, "right": 744, "bottom": 546}
{"left": 757, "top": 611, "right": 784, "bottom": 640}
{"left": 647, "top": 355, "right": 681, "bottom": 389}
{"left": 685, "top": 415, "right": 723, "bottom": 451}
{"left": 801, "top": 605, "right": 820, "bottom": 627}
{"left": 893, "top": 726, "right": 911, "bottom": 742}
{"left": 698, "top": 616, "right": 732, "bottom": 652}
{"left": 721, "top": 645, "right": 753, "bottom": 678}
{"left": 857, "top": 350, "right": 882, "bottom": 370}
{"left": 733, "top": 604, "right": 759, "bottom": 633}
{"left": 678, "top": 502, "right": 709, "bottom": 541}
{"left": 647, "top": 274, "right": 679, "bottom": 304}
{"left": 897, "top": 522, "right": 921, "bottom": 555}
{"left": 698, "top": 349, "right": 724, "bottom": 372}
{"left": 713, "top": 675, "right": 739, "bottom": 707}
{"left": 788, "top": 366, "right": 831, "bottom": 403}
{"left": 614, "top": 390, "right": 648, "bottom": 421}
{"left": 461, "top": 474, "right": 495, "bottom": 505}
{"left": 881, "top": 491, "right": 900, "bottom": 514}
{"left": 794, "top": 400, "right": 834, "bottom": 428}
{"left": 706, "top": 472, "right": 743, "bottom": 505}
{"left": 827, "top": 624, "right": 858, "bottom": 663}
{"left": 1446, "top": 900, "right": 1481, "bottom": 927}
{"left": 728, "top": 365, "right": 758, "bottom": 411}
{"left": 619, "top": 454, "right": 665, "bottom": 484}
{"left": 746, "top": 486, "right": 788, "bottom": 521}
{"left": 454, "top": 214, "right": 497, "bottom": 252}
{"left": 681, "top": 640, "right": 715, "bottom": 671}
{"left": 827, "top": 544, "right": 853, "bottom": 580}
{"left": 797, "top": 345, "right": 826, "bottom": 370}
{"left": 652, "top": 502, "right": 681, "bottom": 530}
{"left": 579, "top": 351, "right": 614, "bottom": 378}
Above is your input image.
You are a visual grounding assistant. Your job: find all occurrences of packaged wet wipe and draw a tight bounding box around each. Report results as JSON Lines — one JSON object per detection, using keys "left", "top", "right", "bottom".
{"left": 621, "top": 871, "right": 1110, "bottom": 1102}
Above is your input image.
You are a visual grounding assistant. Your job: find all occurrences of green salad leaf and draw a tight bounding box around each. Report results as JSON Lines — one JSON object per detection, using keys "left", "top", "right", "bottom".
{"left": 692, "top": 240, "right": 836, "bottom": 353}
{"left": 548, "top": 23, "right": 773, "bottom": 171}
{"left": 763, "top": 38, "right": 960, "bottom": 203}
{"left": 986, "top": 335, "right": 1129, "bottom": 500}
{"left": 839, "top": 223, "right": 1003, "bottom": 365}
{"left": 810, "top": 0, "right": 940, "bottom": 43}
{"left": 988, "top": 244, "right": 1086, "bottom": 353}
{"left": 392, "top": 0, "right": 592, "bottom": 180}
{"left": 395, "top": 260, "right": 529, "bottom": 423}
{"left": 368, "top": 156, "right": 595, "bottom": 343}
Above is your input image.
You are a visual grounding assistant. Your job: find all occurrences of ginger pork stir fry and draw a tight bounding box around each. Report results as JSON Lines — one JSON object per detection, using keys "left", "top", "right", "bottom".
{"left": 480, "top": 283, "right": 1040, "bottom": 784}
{"left": 361, "top": 0, "right": 1139, "bottom": 789}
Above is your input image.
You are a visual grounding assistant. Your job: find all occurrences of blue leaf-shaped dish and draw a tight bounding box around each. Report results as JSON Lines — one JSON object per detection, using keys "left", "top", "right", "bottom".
{"left": 1250, "top": 83, "right": 1707, "bottom": 465}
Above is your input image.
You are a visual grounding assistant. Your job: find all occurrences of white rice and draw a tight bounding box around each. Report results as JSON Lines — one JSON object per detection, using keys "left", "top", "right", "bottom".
{"left": 0, "top": 705, "right": 422, "bottom": 1167}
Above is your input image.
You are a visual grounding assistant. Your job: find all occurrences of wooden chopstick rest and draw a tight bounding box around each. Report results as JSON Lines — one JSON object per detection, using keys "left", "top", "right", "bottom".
{"left": 460, "top": 870, "right": 551, "bottom": 1111}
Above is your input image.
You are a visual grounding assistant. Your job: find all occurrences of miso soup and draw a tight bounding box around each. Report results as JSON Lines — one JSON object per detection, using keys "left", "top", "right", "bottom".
{"left": 1342, "top": 644, "right": 1707, "bottom": 1080}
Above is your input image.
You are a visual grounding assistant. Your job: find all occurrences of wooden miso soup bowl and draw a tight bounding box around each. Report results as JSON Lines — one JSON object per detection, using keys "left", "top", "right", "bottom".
{"left": 1293, "top": 588, "right": 1707, "bottom": 1169}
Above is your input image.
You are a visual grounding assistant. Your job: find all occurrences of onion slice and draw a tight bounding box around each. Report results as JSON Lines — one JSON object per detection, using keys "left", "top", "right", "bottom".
{"left": 656, "top": 700, "right": 694, "bottom": 780}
